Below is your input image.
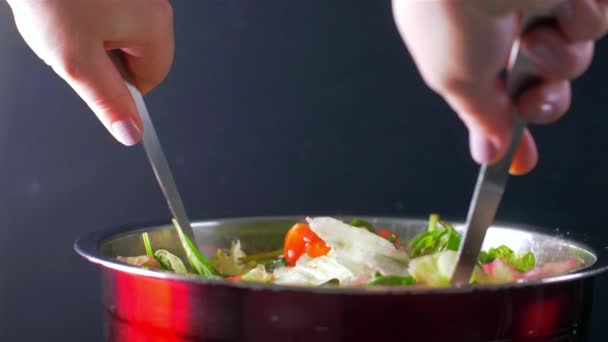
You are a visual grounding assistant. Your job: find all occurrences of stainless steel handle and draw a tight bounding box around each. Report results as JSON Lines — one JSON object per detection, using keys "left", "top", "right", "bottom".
{"left": 108, "top": 51, "right": 197, "bottom": 241}
{"left": 450, "top": 10, "right": 554, "bottom": 286}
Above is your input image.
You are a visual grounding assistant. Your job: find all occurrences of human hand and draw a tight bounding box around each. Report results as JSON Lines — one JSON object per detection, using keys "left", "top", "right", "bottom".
{"left": 392, "top": 0, "right": 608, "bottom": 174}
{"left": 6, "top": 0, "right": 174, "bottom": 146}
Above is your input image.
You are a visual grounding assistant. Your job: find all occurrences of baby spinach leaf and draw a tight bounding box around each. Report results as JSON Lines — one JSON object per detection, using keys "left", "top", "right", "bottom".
{"left": 172, "top": 219, "right": 220, "bottom": 278}
{"left": 367, "top": 275, "right": 416, "bottom": 286}
{"left": 154, "top": 249, "right": 188, "bottom": 274}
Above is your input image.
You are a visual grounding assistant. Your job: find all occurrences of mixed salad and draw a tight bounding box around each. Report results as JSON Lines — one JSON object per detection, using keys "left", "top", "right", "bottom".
{"left": 116, "top": 215, "right": 581, "bottom": 287}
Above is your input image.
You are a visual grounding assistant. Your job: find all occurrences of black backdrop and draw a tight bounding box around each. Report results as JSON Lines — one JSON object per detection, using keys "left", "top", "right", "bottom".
{"left": 0, "top": 1, "right": 607, "bottom": 340}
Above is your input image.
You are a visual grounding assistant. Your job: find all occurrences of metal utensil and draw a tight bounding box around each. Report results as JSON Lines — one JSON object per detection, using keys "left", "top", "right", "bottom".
{"left": 450, "top": 12, "right": 553, "bottom": 286}
{"left": 126, "top": 84, "right": 197, "bottom": 241}
{"left": 109, "top": 52, "right": 196, "bottom": 241}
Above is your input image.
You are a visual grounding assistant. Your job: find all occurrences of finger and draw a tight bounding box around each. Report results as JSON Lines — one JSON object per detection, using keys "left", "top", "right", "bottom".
{"left": 449, "top": 79, "right": 513, "bottom": 165}
{"left": 103, "top": 0, "right": 174, "bottom": 94}
{"left": 516, "top": 81, "right": 571, "bottom": 124}
{"left": 478, "top": 0, "right": 564, "bottom": 15}
{"left": 556, "top": 0, "right": 608, "bottom": 42}
{"left": 509, "top": 129, "right": 538, "bottom": 175}
{"left": 521, "top": 26, "right": 594, "bottom": 80}
{"left": 393, "top": 0, "right": 520, "bottom": 164}
{"left": 52, "top": 47, "right": 143, "bottom": 146}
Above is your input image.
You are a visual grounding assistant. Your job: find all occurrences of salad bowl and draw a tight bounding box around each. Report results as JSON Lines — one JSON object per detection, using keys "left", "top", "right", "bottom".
{"left": 75, "top": 216, "right": 608, "bottom": 341}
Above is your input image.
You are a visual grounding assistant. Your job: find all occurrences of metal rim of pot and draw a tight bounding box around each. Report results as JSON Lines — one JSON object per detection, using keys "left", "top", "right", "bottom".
{"left": 74, "top": 215, "right": 608, "bottom": 295}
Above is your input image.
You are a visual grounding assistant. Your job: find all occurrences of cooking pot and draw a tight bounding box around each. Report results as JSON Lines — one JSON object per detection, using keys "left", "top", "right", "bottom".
{"left": 75, "top": 216, "right": 608, "bottom": 341}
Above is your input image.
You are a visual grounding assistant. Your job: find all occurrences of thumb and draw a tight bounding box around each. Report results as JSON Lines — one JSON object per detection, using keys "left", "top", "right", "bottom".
{"left": 51, "top": 47, "right": 143, "bottom": 146}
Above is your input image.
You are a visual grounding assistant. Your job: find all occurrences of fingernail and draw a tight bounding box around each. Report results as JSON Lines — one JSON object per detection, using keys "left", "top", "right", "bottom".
{"left": 111, "top": 118, "right": 142, "bottom": 146}
{"left": 539, "top": 103, "right": 554, "bottom": 118}
{"left": 469, "top": 131, "right": 497, "bottom": 164}
{"left": 537, "top": 87, "right": 561, "bottom": 121}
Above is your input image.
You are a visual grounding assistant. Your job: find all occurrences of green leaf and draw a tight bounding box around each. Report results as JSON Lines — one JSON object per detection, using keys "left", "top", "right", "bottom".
{"left": 439, "top": 222, "right": 461, "bottom": 251}
{"left": 408, "top": 250, "right": 457, "bottom": 286}
{"left": 367, "top": 275, "right": 416, "bottom": 286}
{"left": 408, "top": 215, "right": 462, "bottom": 257}
{"left": 210, "top": 240, "right": 256, "bottom": 276}
{"left": 172, "top": 219, "right": 220, "bottom": 278}
{"left": 485, "top": 245, "right": 514, "bottom": 260}
{"left": 478, "top": 251, "right": 492, "bottom": 264}
{"left": 477, "top": 245, "right": 536, "bottom": 273}
{"left": 348, "top": 219, "right": 376, "bottom": 233}
{"left": 239, "top": 249, "right": 283, "bottom": 263}
{"left": 428, "top": 213, "right": 439, "bottom": 232}
{"left": 241, "top": 265, "right": 273, "bottom": 283}
{"left": 263, "top": 258, "right": 288, "bottom": 273}
{"left": 507, "top": 252, "right": 536, "bottom": 273}
{"left": 142, "top": 232, "right": 153, "bottom": 257}
{"left": 154, "top": 249, "right": 188, "bottom": 274}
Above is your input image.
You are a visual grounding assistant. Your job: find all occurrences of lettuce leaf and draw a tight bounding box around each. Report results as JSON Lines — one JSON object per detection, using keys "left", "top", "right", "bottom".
{"left": 273, "top": 253, "right": 354, "bottom": 286}
{"left": 471, "top": 259, "right": 522, "bottom": 284}
{"left": 478, "top": 245, "right": 536, "bottom": 273}
{"left": 307, "top": 217, "right": 409, "bottom": 277}
{"left": 241, "top": 265, "right": 273, "bottom": 283}
{"left": 408, "top": 250, "right": 457, "bottom": 287}
{"left": 473, "top": 258, "right": 581, "bottom": 284}
{"left": 210, "top": 240, "right": 256, "bottom": 276}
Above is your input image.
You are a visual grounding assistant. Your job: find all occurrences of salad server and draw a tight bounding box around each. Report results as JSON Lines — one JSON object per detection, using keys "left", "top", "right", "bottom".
{"left": 110, "top": 52, "right": 197, "bottom": 241}
{"left": 450, "top": 12, "right": 554, "bottom": 286}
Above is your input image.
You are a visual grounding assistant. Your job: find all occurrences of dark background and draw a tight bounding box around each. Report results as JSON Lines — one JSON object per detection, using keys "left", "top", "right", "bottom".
{"left": 1, "top": 1, "right": 607, "bottom": 340}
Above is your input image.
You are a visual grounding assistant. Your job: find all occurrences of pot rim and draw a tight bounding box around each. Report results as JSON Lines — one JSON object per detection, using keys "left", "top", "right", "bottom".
{"left": 74, "top": 215, "right": 608, "bottom": 295}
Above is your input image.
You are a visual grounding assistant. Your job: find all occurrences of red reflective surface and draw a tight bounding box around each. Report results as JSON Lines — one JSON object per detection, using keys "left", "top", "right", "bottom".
{"left": 102, "top": 269, "right": 593, "bottom": 341}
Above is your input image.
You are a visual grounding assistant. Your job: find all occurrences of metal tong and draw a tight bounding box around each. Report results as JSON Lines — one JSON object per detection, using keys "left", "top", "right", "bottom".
{"left": 450, "top": 12, "right": 553, "bottom": 286}
{"left": 110, "top": 52, "right": 197, "bottom": 241}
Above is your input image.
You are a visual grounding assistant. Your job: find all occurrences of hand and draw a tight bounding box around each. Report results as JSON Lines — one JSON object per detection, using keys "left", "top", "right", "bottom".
{"left": 6, "top": 0, "right": 174, "bottom": 146}
{"left": 392, "top": 0, "right": 608, "bottom": 174}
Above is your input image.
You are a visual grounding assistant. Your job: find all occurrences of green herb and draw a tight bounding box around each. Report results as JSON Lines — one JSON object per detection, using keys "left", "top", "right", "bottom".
{"left": 263, "top": 258, "right": 288, "bottom": 272}
{"left": 172, "top": 219, "right": 220, "bottom": 278}
{"left": 367, "top": 275, "right": 416, "bottom": 286}
{"left": 478, "top": 245, "right": 536, "bottom": 272}
{"left": 154, "top": 249, "right": 188, "bottom": 274}
{"left": 324, "top": 279, "right": 340, "bottom": 286}
{"left": 440, "top": 221, "right": 461, "bottom": 251}
{"left": 428, "top": 213, "right": 439, "bottom": 232}
{"left": 239, "top": 249, "right": 284, "bottom": 263}
{"left": 142, "top": 232, "right": 153, "bottom": 257}
{"left": 388, "top": 235, "right": 397, "bottom": 243}
{"left": 349, "top": 219, "right": 376, "bottom": 233}
{"left": 408, "top": 214, "right": 461, "bottom": 257}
